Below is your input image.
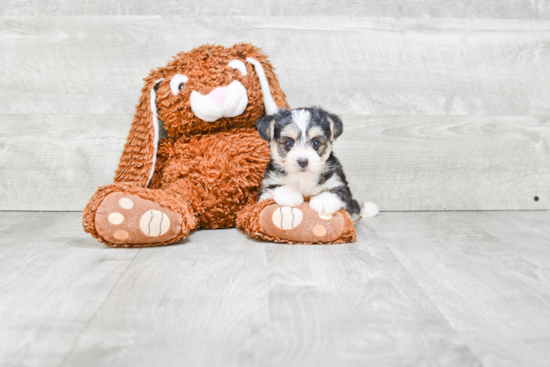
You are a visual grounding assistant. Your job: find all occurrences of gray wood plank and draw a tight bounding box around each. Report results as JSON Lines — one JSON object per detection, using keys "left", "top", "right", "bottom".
{"left": 3, "top": 211, "right": 550, "bottom": 366}
{"left": 337, "top": 115, "right": 550, "bottom": 211}
{"left": 1, "top": 17, "right": 550, "bottom": 116}
{"left": 2, "top": 114, "right": 548, "bottom": 211}
{"left": 59, "top": 228, "right": 271, "bottom": 367}
{"left": 0, "top": 212, "right": 139, "bottom": 367}
{"left": 0, "top": 114, "right": 126, "bottom": 211}
{"left": 369, "top": 211, "right": 550, "bottom": 367}
{"left": 58, "top": 221, "right": 479, "bottom": 367}
{"left": 1, "top": 0, "right": 549, "bottom": 19}
{"left": 254, "top": 229, "right": 481, "bottom": 366}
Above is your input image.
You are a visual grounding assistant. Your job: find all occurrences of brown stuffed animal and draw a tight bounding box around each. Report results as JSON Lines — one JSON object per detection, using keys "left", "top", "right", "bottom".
{"left": 83, "top": 43, "right": 356, "bottom": 247}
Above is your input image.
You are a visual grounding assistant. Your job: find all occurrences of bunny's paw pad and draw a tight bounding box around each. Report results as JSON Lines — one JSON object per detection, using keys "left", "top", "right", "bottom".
{"left": 259, "top": 202, "right": 345, "bottom": 244}
{"left": 95, "top": 192, "right": 182, "bottom": 245}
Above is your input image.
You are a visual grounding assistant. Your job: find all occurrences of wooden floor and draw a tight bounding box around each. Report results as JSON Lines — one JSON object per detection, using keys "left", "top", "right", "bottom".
{"left": 1, "top": 211, "right": 549, "bottom": 367}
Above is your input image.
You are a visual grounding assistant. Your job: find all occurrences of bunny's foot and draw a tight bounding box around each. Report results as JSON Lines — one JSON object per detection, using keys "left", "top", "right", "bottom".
{"left": 236, "top": 199, "right": 356, "bottom": 245}
{"left": 83, "top": 184, "right": 198, "bottom": 247}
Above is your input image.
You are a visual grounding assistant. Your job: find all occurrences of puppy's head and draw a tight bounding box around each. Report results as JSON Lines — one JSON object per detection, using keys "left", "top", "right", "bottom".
{"left": 256, "top": 107, "right": 343, "bottom": 175}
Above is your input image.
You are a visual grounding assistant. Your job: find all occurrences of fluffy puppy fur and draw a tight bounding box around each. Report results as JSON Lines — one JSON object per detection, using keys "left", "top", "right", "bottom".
{"left": 256, "top": 107, "right": 363, "bottom": 219}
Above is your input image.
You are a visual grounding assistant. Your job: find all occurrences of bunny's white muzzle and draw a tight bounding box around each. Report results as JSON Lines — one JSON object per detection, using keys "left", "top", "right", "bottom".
{"left": 190, "top": 81, "right": 248, "bottom": 122}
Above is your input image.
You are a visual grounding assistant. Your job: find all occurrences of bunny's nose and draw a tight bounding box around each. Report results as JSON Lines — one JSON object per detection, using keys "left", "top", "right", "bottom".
{"left": 208, "top": 87, "right": 229, "bottom": 105}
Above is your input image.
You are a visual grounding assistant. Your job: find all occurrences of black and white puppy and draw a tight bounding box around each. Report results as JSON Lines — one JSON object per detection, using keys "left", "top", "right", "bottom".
{"left": 256, "top": 107, "right": 376, "bottom": 219}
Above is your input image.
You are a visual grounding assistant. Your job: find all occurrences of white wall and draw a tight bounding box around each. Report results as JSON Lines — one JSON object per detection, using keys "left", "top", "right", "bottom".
{"left": 1, "top": 2, "right": 549, "bottom": 210}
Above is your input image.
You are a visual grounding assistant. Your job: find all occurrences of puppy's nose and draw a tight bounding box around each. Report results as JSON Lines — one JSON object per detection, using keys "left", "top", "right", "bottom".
{"left": 208, "top": 87, "right": 229, "bottom": 105}
{"left": 297, "top": 158, "right": 308, "bottom": 168}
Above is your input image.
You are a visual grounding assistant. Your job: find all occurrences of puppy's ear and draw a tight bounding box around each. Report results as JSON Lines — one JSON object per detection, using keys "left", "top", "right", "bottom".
{"left": 255, "top": 114, "right": 275, "bottom": 142}
{"left": 326, "top": 112, "right": 344, "bottom": 141}
{"left": 114, "top": 69, "right": 165, "bottom": 186}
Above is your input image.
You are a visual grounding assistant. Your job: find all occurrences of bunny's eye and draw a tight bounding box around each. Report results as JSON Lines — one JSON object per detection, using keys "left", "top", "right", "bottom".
{"left": 170, "top": 74, "right": 189, "bottom": 95}
{"left": 228, "top": 59, "right": 247, "bottom": 76}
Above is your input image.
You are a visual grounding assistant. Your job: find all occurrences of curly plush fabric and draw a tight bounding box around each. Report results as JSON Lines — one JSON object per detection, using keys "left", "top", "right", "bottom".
{"left": 82, "top": 43, "right": 357, "bottom": 247}
{"left": 158, "top": 130, "right": 270, "bottom": 229}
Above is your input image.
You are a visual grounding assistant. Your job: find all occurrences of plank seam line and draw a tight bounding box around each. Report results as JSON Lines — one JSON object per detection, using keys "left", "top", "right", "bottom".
{"left": 55, "top": 247, "right": 142, "bottom": 367}
{"left": 365, "top": 222, "right": 486, "bottom": 365}
{"left": 382, "top": 242, "right": 487, "bottom": 365}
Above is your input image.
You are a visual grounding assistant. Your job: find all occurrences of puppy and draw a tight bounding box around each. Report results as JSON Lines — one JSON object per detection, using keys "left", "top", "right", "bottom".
{"left": 256, "top": 106, "right": 373, "bottom": 220}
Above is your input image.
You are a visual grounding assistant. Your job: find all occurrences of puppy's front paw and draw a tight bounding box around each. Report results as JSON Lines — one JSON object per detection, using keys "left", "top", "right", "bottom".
{"left": 272, "top": 186, "right": 304, "bottom": 207}
{"left": 309, "top": 192, "right": 343, "bottom": 215}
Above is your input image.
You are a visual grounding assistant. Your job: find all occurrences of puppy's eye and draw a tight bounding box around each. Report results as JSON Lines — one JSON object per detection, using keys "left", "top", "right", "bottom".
{"left": 284, "top": 140, "right": 295, "bottom": 149}
{"left": 311, "top": 140, "right": 320, "bottom": 150}
{"left": 170, "top": 74, "right": 189, "bottom": 95}
{"left": 228, "top": 60, "right": 248, "bottom": 76}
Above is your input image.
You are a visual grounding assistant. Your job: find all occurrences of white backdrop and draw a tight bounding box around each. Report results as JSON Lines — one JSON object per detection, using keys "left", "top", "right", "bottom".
{"left": 1, "top": 2, "right": 549, "bottom": 211}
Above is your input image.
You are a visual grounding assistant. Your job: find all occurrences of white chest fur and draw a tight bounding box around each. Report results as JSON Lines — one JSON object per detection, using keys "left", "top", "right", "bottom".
{"left": 277, "top": 172, "right": 343, "bottom": 197}
{"left": 279, "top": 173, "right": 319, "bottom": 197}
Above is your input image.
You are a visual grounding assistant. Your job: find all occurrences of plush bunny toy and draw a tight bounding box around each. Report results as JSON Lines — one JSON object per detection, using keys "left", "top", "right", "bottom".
{"left": 83, "top": 43, "right": 356, "bottom": 247}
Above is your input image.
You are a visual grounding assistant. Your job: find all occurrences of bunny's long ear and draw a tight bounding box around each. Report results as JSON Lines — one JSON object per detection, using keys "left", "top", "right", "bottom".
{"left": 114, "top": 73, "right": 164, "bottom": 187}
{"left": 234, "top": 43, "right": 290, "bottom": 114}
